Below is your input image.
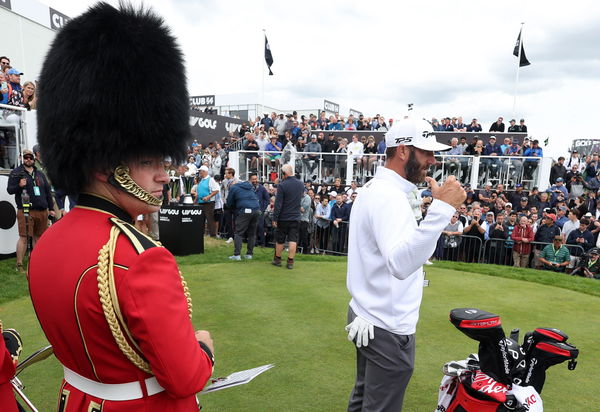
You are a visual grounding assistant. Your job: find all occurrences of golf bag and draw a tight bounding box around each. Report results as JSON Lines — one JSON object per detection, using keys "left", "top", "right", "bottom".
{"left": 437, "top": 308, "right": 579, "bottom": 412}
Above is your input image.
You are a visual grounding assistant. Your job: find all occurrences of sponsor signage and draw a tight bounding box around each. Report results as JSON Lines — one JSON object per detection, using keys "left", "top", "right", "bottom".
{"left": 323, "top": 99, "right": 339, "bottom": 115}
{"left": 159, "top": 205, "right": 204, "bottom": 255}
{"left": 188, "top": 110, "right": 245, "bottom": 145}
{"left": 189, "top": 95, "right": 215, "bottom": 107}
{"left": 49, "top": 7, "right": 69, "bottom": 30}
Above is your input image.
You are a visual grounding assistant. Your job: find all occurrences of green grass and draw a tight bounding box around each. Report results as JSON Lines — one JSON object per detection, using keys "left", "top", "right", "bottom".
{"left": 1, "top": 240, "right": 599, "bottom": 411}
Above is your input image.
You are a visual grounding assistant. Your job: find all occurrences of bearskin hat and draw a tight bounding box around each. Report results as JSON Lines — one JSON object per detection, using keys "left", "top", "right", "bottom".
{"left": 37, "top": 2, "right": 189, "bottom": 194}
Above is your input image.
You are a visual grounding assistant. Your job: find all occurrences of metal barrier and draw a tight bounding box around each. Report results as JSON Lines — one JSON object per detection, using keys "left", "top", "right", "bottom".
{"left": 235, "top": 150, "right": 385, "bottom": 186}
{"left": 310, "top": 219, "right": 349, "bottom": 255}
{"left": 231, "top": 150, "right": 551, "bottom": 190}
{"left": 480, "top": 238, "right": 586, "bottom": 269}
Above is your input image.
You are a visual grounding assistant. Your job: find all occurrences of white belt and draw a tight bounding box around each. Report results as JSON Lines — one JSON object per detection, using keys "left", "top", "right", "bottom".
{"left": 63, "top": 366, "right": 165, "bottom": 401}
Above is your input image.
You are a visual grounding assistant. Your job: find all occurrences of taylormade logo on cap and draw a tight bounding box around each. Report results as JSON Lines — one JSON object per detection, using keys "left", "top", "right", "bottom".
{"left": 384, "top": 117, "right": 451, "bottom": 152}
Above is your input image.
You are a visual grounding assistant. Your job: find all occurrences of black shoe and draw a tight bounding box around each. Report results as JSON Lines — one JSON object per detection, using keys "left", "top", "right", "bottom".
{"left": 286, "top": 258, "right": 294, "bottom": 269}
{"left": 272, "top": 256, "right": 282, "bottom": 267}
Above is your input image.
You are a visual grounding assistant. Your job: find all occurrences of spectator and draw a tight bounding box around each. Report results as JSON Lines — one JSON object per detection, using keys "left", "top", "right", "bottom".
{"left": 330, "top": 194, "right": 350, "bottom": 253}
{"left": 566, "top": 218, "right": 594, "bottom": 267}
{"left": 442, "top": 213, "right": 464, "bottom": 261}
{"left": 272, "top": 164, "right": 304, "bottom": 269}
{"left": 299, "top": 191, "right": 313, "bottom": 254}
{"left": 555, "top": 206, "right": 569, "bottom": 229}
{"left": 348, "top": 134, "right": 365, "bottom": 178}
{"left": 466, "top": 118, "right": 482, "bottom": 132}
{"left": 196, "top": 165, "right": 220, "bottom": 237}
{"left": 511, "top": 216, "right": 534, "bottom": 267}
{"left": 487, "top": 213, "right": 508, "bottom": 264}
{"left": 6, "top": 149, "right": 55, "bottom": 273}
{"left": 504, "top": 139, "right": 523, "bottom": 178}
{"left": 303, "top": 134, "right": 321, "bottom": 179}
{"left": 314, "top": 196, "right": 331, "bottom": 252}
{"left": 0, "top": 55, "right": 9, "bottom": 72}
{"left": 482, "top": 136, "right": 502, "bottom": 179}
{"left": 481, "top": 211, "right": 496, "bottom": 239}
{"left": 225, "top": 176, "right": 260, "bottom": 260}
{"left": 534, "top": 214, "right": 561, "bottom": 267}
{"left": 185, "top": 155, "right": 198, "bottom": 176}
{"left": 264, "top": 136, "right": 283, "bottom": 168}
{"left": 321, "top": 132, "right": 339, "bottom": 181}
{"left": 503, "top": 211, "right": 518, "bottom": 265}
{"left": 565, "top": 150, "right": 581, "bottom": 171}
{"left": 523, "top": 140, "right": 543, "bottom": 179}
{"left": 515, "top": 196, "right": 530, "bottom": 214}
{"left": 562, "top": 210, "right": 580, "bottom": 240}
{"left": 0, "top": 71, "right": 9, "bottom": 104}
{"left": 549, "top": 177, "right": 568, "bottom": 201}
{"left": 507, "top": 119, "right": 519, "bottom": 132}
{"left": 463, "top": 208, "right": 485, "bottom": 262}
{"left": 445, "top": 137, "right": 463, "bottom": 177}
{"left": 550, "top": 157, "right": 567, "bottom": 186}
{"left": 21, "top": 81, "right": 36, "bottom": 110}
{"left": 539, "top": 236, "right": 571, "bottom": 272}
{"left": 327, "top": 116, "right": 343, "bottom": 131}
{"left": 6, "top": 68, "right": 24, "bottom": 107}
{"left": 364, "top": 135, "right": 378, "bottom": 176}
{"left": 489, "top": 117, "right": 505, "bottom": 133}
{"left": 571, "top": 247, "right": 600, "bottom": 278}
{"left": 519, "top": 119, "right": 528, "bottom": 133}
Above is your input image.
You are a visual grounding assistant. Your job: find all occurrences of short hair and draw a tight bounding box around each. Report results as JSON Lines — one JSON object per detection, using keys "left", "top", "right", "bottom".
{"left": 249, "top": 172, "right": 258, "bottom": 179}
{"left": 225, "top": 167, "right": 235, "bottom": 177}
{"left": 281, "top": 163, "right": 293, "bottom": 176}
{"left": 385, "top": 146, "right": 398, "bottom": 160}
{"left": 581, "top": 218, "right": 590, "bottom": 226}
{"left": 558, "top": 156, "right": 565, "bottom": 161}
{"left": 0, "top": 56, "right": 9, "bottom": 62}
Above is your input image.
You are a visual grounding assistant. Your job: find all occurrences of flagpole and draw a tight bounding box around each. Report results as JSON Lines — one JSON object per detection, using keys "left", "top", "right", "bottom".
{"left": 261, "top": 29, "right": 266, "bottom": 118}
{"left": 512, "top": 22, "right": 524, "bottom": 120}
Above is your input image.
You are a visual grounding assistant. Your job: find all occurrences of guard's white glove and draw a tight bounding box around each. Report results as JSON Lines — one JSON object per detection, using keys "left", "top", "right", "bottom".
{"left": 345, "top": 316, "right": 375, "bottom": 348}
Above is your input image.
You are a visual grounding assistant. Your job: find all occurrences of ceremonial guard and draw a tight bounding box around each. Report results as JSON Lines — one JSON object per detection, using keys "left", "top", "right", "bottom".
{"left": 0, "top": 323, "right": 20, "bottom": 412}
{"left": 28, "top": 4, "right": 215, "bottom": 411}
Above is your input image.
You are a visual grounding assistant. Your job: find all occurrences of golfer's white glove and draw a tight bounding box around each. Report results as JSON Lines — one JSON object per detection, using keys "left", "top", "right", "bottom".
{"left": 345, "top": 316, "right": 374, "bottom": 348}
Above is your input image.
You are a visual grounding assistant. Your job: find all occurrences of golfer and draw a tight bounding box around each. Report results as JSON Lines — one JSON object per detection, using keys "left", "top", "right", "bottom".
{"left": 345, "top": 116, "right": 466, "bottom": 411}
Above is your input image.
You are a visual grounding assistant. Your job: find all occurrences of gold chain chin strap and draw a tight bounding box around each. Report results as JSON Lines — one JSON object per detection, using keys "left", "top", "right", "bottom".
{"left": 97, "top": 227, "right": 193, "bottom": 374}
{"left": 113, "top": 165, "right": 162, "bottom": 207}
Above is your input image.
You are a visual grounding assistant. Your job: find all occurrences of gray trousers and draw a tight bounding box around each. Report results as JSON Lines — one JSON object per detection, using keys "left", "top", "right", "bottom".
{"left": 347, "top": 307, "right": 415, "bottom": 412}
{"left": 234, "top": 210, "right": 260, "bottom": 256}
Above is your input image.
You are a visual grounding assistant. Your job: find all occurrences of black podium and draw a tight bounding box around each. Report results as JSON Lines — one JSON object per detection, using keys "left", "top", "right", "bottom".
{"left": 159, "top": 205, "right": 204, "bottom": 255}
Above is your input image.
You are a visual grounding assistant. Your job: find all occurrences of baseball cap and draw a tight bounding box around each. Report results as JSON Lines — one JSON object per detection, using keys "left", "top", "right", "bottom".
{"left": 311, "top": 134, "right": 317, "bottom": 139}
{"left": 486, "top": 211, "right": 495, "bottom": 216}
{"left": 505, "top": 202, "right": 512, "bottom": 207}
{"left": 330, "top": 191, "right": 337, "bottom": 197}
{"left": 7, "top": 68, "right": 23, "bottom": 75}
{"left": 22, "top": 149, "right": 34, "bottom": 156}
{"left": 515, "top": 183, "right": 523, "bottom": 188}
{"left": 384, "top": 117, "right": 451, "bottom": 151}
{"left": 489, "top": 136, "right": 496, "bottom": 140}
{"left": 521, "top": 197, "right": 528, "bottom": 201}
{"left": 199, "top": 165, "right": 209, "bottom": 172}
{"left": 546, "top": 213, "right": 557, "bottom": 221}
{"left": 590, "top": 248, "right": 600, "bottom": 255}
{"left": 584, "top": 212, "right": 593, "bottom": 217}
{"left": 556, "top": 177, "right": 564, "bottom": 182}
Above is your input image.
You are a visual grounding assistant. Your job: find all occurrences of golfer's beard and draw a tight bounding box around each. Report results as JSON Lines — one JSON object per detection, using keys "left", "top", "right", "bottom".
{"left": 404, "top": 150, "right": 428, "bottom": 184}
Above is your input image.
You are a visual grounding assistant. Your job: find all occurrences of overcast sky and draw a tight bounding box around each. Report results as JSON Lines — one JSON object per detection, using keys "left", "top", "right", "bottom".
{"left": 41, "top": 0, "right": 600, "bottom": 158}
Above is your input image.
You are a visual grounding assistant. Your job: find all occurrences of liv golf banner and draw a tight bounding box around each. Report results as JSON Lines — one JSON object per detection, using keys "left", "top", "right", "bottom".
{"left": 189, "top": 110, "right": 245, "bottom": 145}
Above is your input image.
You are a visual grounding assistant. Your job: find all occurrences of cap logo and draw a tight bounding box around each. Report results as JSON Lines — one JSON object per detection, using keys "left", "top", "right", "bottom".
{"left": 394, "top": 136, "right": 413, "bottom": 144}
{"left": 422, "top": 130, "right": 435, "bottom": 139}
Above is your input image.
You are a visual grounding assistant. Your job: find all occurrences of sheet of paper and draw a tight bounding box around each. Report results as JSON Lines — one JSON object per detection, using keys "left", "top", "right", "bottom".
{"left": 201, "top": 364, "right": 274, "bottom": 394}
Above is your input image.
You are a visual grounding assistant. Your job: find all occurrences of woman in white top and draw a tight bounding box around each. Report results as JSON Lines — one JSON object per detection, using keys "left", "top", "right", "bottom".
{"left": 186, "top": 155, "right": 198, "bottom": 176}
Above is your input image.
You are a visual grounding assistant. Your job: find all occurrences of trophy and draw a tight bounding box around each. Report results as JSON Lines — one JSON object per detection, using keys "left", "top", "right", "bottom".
{"left": 181, "top": 175, "right": 195, "bottom": 205}
{"left": 168, "top": 175, "right": 181, "bottom": 204}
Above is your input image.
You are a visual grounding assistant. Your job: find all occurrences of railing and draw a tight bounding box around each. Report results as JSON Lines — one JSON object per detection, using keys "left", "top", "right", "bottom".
{"left": 230, "top": 150, "right": 552, "bottom": 190}
{"left": 435, "top": 236, "right": 586, "bottom": 268}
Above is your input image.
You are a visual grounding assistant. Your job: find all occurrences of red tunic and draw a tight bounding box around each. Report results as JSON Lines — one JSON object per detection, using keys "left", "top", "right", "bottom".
{"left": 29, "top": 194, "right": 213, "bottom": 411}
{"left": 0, "top": 329, "right": 18, "bottom": 412}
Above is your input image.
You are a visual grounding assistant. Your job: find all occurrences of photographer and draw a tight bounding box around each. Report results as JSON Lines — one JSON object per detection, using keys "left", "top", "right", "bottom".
{"left": 570, "top": 248, "right": 600, "bottom": 278}
{"left": 6, "top": 149, "right": 54, "bottom": 273}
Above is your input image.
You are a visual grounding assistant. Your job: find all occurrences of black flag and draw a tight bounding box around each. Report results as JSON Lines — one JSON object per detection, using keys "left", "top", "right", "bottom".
{"left": 513, "top": 29, "right": 531, "bottom": 67}
{"left": 264, "top": 35, "right": 274, "bottom": 75}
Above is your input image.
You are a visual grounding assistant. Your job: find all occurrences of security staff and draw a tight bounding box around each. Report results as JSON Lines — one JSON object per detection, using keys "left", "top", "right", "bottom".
{"left": 345, "top": 117, "right": 466, "bottom": 411}
{"left": 28, "top": 4, "right": 214, "bottom": 411}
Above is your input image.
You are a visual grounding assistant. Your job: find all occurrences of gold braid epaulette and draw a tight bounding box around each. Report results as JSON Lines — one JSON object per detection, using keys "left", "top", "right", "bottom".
{"left": 97, "top": 226, "right": 194, "bottom": 374}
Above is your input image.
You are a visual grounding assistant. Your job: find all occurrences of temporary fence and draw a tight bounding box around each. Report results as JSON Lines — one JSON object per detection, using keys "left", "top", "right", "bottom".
{"left": 231, "top": 150, "right": 551, "bottom": 190}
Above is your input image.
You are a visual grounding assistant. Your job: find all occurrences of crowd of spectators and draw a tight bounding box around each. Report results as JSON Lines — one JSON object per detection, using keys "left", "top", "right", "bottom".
{"left": 0, "top": 56, "right": 37, "bottom": 110}
{"left": 433, "top": 166, "right": 600, "bottom": 279}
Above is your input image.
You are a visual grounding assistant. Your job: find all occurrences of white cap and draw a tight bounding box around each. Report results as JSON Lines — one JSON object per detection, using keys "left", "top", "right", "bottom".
{"left": 385, "top": 117, "right": 451, "bottom": 151}
{"left": 199, "top": 165, "right": 209, "bottom": 172}
{"left": 330, "top": 191, "right": 337, "bottom": 197}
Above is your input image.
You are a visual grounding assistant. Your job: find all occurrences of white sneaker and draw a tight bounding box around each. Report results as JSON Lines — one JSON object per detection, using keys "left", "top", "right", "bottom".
{"left": 244, "top": 255, "right": 253, "bottom": 260}
{"left": 226, "top": 237, "right": 233, "bottom": 244}
{"left": 425, "top": 259, "right": 433, "bottom": 265}
{"left": 228, "top": 255, "right": 241, "bottom": 261}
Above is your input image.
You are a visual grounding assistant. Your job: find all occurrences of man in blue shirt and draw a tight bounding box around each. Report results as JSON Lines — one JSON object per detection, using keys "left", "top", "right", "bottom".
{"left": 524, "top": 140, "right": 543, "bottom": 180}
{"left": 482, "top": 136, "right": 503, "bottom": 179}
{"left": 226, "top": 177, "right": 261, "bottom": 260}
{"left": 250, "top": 173, "right": 271, "bottom": 247}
